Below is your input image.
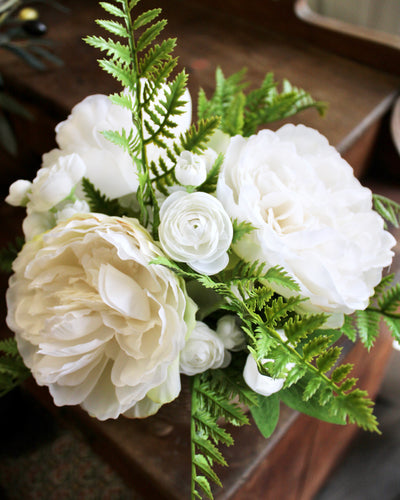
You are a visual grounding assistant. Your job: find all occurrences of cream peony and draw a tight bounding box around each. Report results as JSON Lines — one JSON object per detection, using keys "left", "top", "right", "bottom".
{"left": 159, "top": 191, "right": 233, "bottom": 275}
{"left": 6, "top": 214, "right": 196, "bottom": 420}
{"left": 179, "top": 321, "right": 229, "bottom": 376}
{"left": 217, "top": 124, "right": 395, "bottom": 321}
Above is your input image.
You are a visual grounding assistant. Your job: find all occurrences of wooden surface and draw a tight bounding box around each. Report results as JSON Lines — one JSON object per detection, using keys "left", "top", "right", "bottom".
{"left": 0, "top": 1, "right": 399, "bottom": 499}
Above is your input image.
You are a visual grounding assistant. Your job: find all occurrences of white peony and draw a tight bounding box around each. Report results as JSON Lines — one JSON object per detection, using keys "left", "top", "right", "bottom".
{"left": 217, "top": 124, "right": 395, "bottom": 322}
{"left": 159, "top": 191, "right": 233, "bottom": 275}
{"left": 6, "top": 213, "right": 196, "bottom": 420}
{"left": 179, "top": 321, "right": 230, "bottom": 376}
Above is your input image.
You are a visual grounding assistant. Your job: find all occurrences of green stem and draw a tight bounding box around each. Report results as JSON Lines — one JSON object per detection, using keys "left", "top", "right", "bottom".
{"left": 367, "top": 307, "right": 400, "bottom": 319}
{"left": 191, "top": 375, "right": 199, "bottom": 499}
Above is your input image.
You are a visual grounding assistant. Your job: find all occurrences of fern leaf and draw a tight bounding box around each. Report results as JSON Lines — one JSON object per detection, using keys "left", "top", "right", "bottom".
{"left": 133, "top": 8, "right": 161, "bottom": 29}
{"left": 231, "top": 219, "right": 255, "bottom": 244}
{"left": 333, "top": 389, "right": 379, "bottom": 432}
{"left": 194, "top": 410, "right": 234, "bottom": 446}
{"left": 303, "top": 376, "right": 322, "bottom": 401}
{"left": 98, "top": 59, "right": 135, "bottom": 88}
{"left": 193, "top": 435, "right": 227, "bottom": 466}
{"left": 383, "top": 316, "right": 400, "bottom": 343}
{"left": 0, "top": 237, "right": 24, "bottom": 273}
{"left": 84, "top": 36, "right": 131, "bottom": 64}
{"left": 99, "top": 1, "right": 125, "bottom": 18}
{"left": 263, "top": 266, "right": 300, "bottom": 291}
{"left": 316, "top": 346, "right": 341, "bottom": 373}
{"left": 0, "top": 338, "right": 20, "bottom": 357}
{"left": 284, "top": 314, "right": 327, "bottom": 345}
{"left": 331, "top": 363, "right": 353, "bottom": 384}
{"left": 355, "top": 309, "right": 381, "bottom": 350}
{"left": 194, "top": 475, "right": 213, "bottom": 500}
{"left": 82, "top": 177, "right": 134, "bottom": 217}
{"left": 180, "top": 117, "right": 221, "bottom": 155}
{"left": 136, "top": 19, "right": 167, "bottom": 52}
{"left": 377, "top": 283, "right": 400, "bottom": 313}
{"left": 199, "top": 154, "right": 224, "bottom": 194}
{"left": 96, "top": 19, "right": 129, "bottom": 38}
{"left": 302, "top": 335, "right": 331, "bottom": 362}
{"left": 340, "top": 314, "right": 357, "bottom": 342}
{"left": 373, "top": 194, "right": 400, "bottom": 227}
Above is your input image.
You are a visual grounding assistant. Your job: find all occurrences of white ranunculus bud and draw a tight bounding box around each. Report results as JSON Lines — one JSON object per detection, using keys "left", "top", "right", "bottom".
{"left": 29, "top": 153, "right": 86, "bottom": 212}
{"left": 180, "top": 321, "right": 230, "bottom": 376}
{"left": 159, "top": 191, "right": 233, "bottom": 275}
{"left": 175, "top": 151, "right": 208, "bottom": 187}
{"left": 243, "top": 354, "right": 286, "bottom": 397}
{"left": 393, "top": 340, "right": 400, "bottom": 351}
{"left": 216, "top": 315, "right": 246, "bottom": 351}
{"left": 5, "top": 180, "right": 32, "bottom": 207}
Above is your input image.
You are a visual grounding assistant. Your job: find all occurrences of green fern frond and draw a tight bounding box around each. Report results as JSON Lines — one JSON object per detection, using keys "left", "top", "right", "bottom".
{"left": 198, "top": 154, "right": 224, "bottom": 194}
{"left": 133, "top": 8, "right": 161, "bottom": 29}
{"left": 263, "top": 266, "right": 300, "bottom": 291}
{"left": 96, "top": 18, "right": 129, "bottom": 38}
{"left": 0, "top": 237, "right": 24, "bottom": 273}
{"left": 84, "top": 36, "right": 131, "bottom": 64}
{"left": 231, "top": 220, "right": 255, "bottom": 244}
{"left": 355, "top": 309, "right": 381, "bottom": 350}
{"left": 377, "top": 283, "right": 400, "bottom": 313}
{"left": 180, "top": 117, "right": 221, "bottom": 155}
{"left": 373, "top": 194, "right": 400, "bottom": 228}
{"left": 0, "top": 338, "right": 30, "bottom": 397}
{"left": 340, "top": 314, "right": 357, "bottom": 342}
{"left": 99, "top": 1, "right": 125, "bottom": 18}
{"left": 284, "top": 314, "right": 327, "bottom": 346}
{"left": 82, "top": 177, "right": 137, "bottom": 217}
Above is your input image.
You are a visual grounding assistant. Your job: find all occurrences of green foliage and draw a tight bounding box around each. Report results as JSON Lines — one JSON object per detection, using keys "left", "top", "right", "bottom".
{"left": 191, "top": 368, "right": 252, "bottom": 499}
{"left": 198, "top": 67, "right": 327, "bottom": 137}
{"left": 231, "top": 220, "right": 255, "bottom": 244}
{"left": 0, "top": 338, "right": 30, "bottom": 397}
{"left": 0, "top": 237, "right": 24, "bottom": 273}
{"left": 82, "top": 177, "right": 138, "bottom": 218}
{"left": 250, "top": 393, "right": 280, "bottom": 438}
{"left": 373, "top": 194, "right": 400, "bottom": 228}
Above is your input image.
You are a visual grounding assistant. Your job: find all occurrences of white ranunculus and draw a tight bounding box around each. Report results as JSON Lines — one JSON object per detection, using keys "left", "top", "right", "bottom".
{"left": 243, "top": 354, "right": 286, "bottom": 397}
{"left": 217, "top": 124, "right": 396, "bottom": 319}
{"left": 5, "top": 180, "right": 32, "bottom": 207}
{"left": 180, "top": 321, "right": 230, "bottom": 376}
{"left": 159, "top": 191, "right": 233, "bottom": 275}
{"left": 216, "top": 315, "right": 246, "bottom": 351}
{"left": 28, "top": 153, "right": 86, "bottom": 212}
{"left": 6, "top": 213, "right": 196, "bottom": 420}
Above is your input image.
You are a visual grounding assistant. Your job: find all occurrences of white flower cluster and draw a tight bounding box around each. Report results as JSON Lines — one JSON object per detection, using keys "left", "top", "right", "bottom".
{"left": 5, "top": 88, "right": 396, "bottom": 416}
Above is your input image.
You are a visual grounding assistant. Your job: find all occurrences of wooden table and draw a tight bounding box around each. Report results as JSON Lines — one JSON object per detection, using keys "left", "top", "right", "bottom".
{"left": 1, "top": 1, "right": 399, "bottom": 498}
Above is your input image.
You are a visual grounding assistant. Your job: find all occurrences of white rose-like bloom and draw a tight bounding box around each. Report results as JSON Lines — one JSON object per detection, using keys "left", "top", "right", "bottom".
{"left": 243, "top": 354, "right": 286, "bottom": 397}
{"left": 180, "top": 321, "right": 229, "bottom": 376}
{"left": 6, "top": 213, "right": 196, "bottom": 420}
{"left": 217, "top": 124, "right": 395, "bottom": 319}
{"left": 216, "top": 315, "right": 246, "bottom": 351}
{"left": 159, "top": 191, "right": 233, "bottom": 275}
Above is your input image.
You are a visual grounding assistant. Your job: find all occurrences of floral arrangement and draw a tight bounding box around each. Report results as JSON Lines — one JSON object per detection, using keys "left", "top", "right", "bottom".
{"left": 2, "top": 1, "right": 400, "bottom": 498}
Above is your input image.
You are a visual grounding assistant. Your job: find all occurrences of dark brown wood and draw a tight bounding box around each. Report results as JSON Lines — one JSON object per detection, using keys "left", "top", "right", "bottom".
{"left": 187, "top": 0, "right": 400, "bottom": 76}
